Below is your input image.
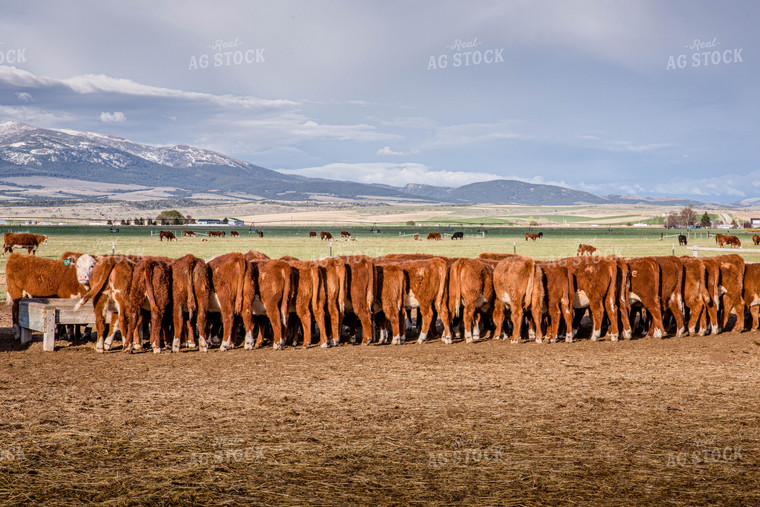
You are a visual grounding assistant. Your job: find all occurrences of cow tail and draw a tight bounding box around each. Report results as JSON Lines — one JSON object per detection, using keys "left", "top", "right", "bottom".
{"left": 524, "top": 260, "right": 536, "bottom": 308}
{"left": 366, "top": 261, "right": 375, "bottom": 313}
{"left": 338, "top": 261, "right": 347, "bottom": 314}
{"left": 234, "top": 257, "right": 247, "bottom": 315}
{"left": 532, "top": 264, "right": 545, "bottom": 311}
{"left": 310, "top": 265, "right": 321, "bottom": 315}
{"left": 280, "top": 264, "right": 291, "bottom": 326}
{"left": 74, "top": 260, "right": 114, "bottom": 310}
{"left": 435, "top": 261, "right": 448, "bottom": 314}
{"left": 452, "top": 264, "right": 462, "bottom": 318}
{"left": 144, "top": 262, "right": 158, "bottom": 309}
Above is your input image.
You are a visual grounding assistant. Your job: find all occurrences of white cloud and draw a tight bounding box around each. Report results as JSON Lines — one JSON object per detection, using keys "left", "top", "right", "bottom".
{"left": 15, "top": 92, "right": 32, "bottom": 102}
{"left": 100, "top": 111, "right": 126, "bottom": 123}
{"left": 280, "top": 162, "right": 502, "bottom": 187}
{"left": 376, "top": 145, "right": 419, "bottom": 156}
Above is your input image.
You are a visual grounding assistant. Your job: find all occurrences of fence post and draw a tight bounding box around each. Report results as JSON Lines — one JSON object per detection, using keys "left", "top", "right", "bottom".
{"left": 693, "top": 246, "right": 699, "bottom": 257}
{"left": 672, "top": 244, "right": 674, "bottom": 256}
{"left": 513, "top": 242, "right": 516, "bottom": 254}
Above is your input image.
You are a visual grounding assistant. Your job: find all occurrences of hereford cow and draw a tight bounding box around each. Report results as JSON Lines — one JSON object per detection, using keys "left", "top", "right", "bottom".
{"left": 309, "top": 231, "right": 317, "bottom": 238}
{"left": 447, "top": 258, "right": 494, "bottom": 343}
{"left": 75, "top": 254, "right": 141, "bottom": 352}
{"left": 451, "top": 232, "right": 464, "bottom": 240}
{"left": 626, "top": 257, "right": 664, "bottom": 338}
{"left": 680, "top": 256, "right": 713, "bottom": 336}
{"left": 341, "top": 231, "right": 351, "bottom": 239}
{"left": 398, "top": 257, "right": 450, "bottom": 344}
{"left": 577, "top": 244, "right": 596, "bottom": 256}
{"left": 284, "top": 259, "right": 326, "bottom": 349}
{"left": 754, "top": 234, "right": 760, "bottom": 246}
{"left": 257, "top": 231, "right": 264, "bottom": 238}
{"left": 308, "top": 256, "right": 347, "bottom": 347}
{"left": 242, "top": 259, "right": 292, "bottom": 350}
{"left": 3, "top": 233, "right": 47, "bottom": 255}
{"left": 648, "top": 256, "right": 685, "bottom": 337}
{"left": 320, "top": 231, "right": 333, "bottom": 241}
{"left": 563, "top": 256, "right": 619, "bottom": 341}
{"left": 427, "top": 232, "right": 441, "bottom": 240}
{"left": 338, "top": 255, "right": 375, "bottom": 345}
{"left": 699, "top": 257, "right": 722, "bottom": 334}
{"left": 208, "top": 230, "right": 225, "bottom": 238}
{"left": 714, "top": 254, "right": 746, "bottom": 332}
{"left": 170, "top": 254, "right": 211, "bottom": 352}
{"left": 724, "top": 235, "right": 742, "bottom": 248}
{"left": 125, "top": 258, "right": 173, "bottom": 353}
{"left": 536, "top": 261, "right": 574, "bottom": 342}
{"left": 207, "top": 253, "right": 249, "bottom": 351}
{"left": 230, "top": 231, "right": 240, "bottom": 237}
{"left": 5, "top": 253, "right": 94, "bottom": 339}
{"left": 743, "top": 263, "right": 760, "bottom": 330}
{"left": 183, "top": 230, "right": 196, "bottom": 237}
{"left": 525, "top": 233, "right": 541, "bottom": 241}
{"left": 492, "top": 256, "right": 544, "bottom": 343}
{"left": 159, "top": 231, "right": 176, "bottom": 242}
{"left": 678, "top": 234, "right": 687, "bottom": 246}
{"left": 372, "top": 263, "right": 407, "bottom": 345}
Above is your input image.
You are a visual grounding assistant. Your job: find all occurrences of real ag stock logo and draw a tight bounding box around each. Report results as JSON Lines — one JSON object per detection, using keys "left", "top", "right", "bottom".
{"left": 427, "top": 38, "right": 504, "bottom": 70}
{"left": 666, "top": 37, "right": 743, "bottom": 70}
{"left": 188, "top": 37, "right": 265, "bottom": 70}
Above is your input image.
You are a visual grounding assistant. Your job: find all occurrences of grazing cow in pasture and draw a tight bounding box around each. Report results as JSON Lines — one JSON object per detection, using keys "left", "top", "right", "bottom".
{"left": 257, "top": 231, "right": 264, "bottom": 238}
{"left": 626, "top": 257, "right": 664, "bottom": 338}
{"left": 170, "top": 254, "right": 211, "bottom": 352}
{"left": 372, "top": 263, "right": 407, "bottom": 345}
{"left": 309, "top": 231, "right": 317, "bottom": 238}
{"left": 576, "top": 244, "right": 596, "bottom": 256}
{"left": 678, "top": 234, "right": 687, "bottom": 246}
{"left": 427, "top": 232, "right": 442, "bottom": 240}
{"left": 447, "top": 258, "right": 494, "bottom": 343}
{"left": 125, "top": 258, "right": 173, "bottom": 353}
{"left": 207, "top": 253, "right": 249, "bottom": 351}
{"left": 724, "top": 235, "right": 741, "bottom": 248}
{"left": 320, "top": 231, "right": 333, "bottom": 241}
{"left": 230, "top": 231, "right": 239, "bottom": 237}
{"left": 5, "top": 253, "right": 94, "bottom": 339}
{"left": 3, "top": 233, "right": 47, "bottom": 255}
{"left": 208, "top": 230, "right": 225, "bottom": 238}
{"left": 563, "top": 256, "right": 619, "bottom": 341}
{"left": 754, "top": 234, "right": 760, "bottom": 246}
{"left": 183, "top": 230, "right": 196, "bottom": 237}
{"left": 413, "top": 234, "right": 419, "bottom": 241}
{"left": 743, "top": 263, "right": 760, "bottom": 330}
{"left": 397, "top": 257, "right": 450, "bottom": 344}
{"left": 338, "top": 255, "right": 375, "bottom": 345}
{"left": 525, "top": 233, "right": 542, "bottom": 241}
{"left": 341, "top": 231, "right": 351, "bottom": 239}
{"left": 492, "top": 256, "right": 544, "bottom": 343}
{"left": 159, "top": 231, "right": 177, "bottom": 242}
{"left": 451, "top": 232, "right": 464, "bottom": 240}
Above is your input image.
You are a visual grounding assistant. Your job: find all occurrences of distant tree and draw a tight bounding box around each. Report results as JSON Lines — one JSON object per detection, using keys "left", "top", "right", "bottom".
{"left": 680, "top": 206, "right": 697, "bottom": 227}
{"left": 405, "top": 220, "right": 415, "bottom": 226}
{"left": 120, "top": 219, "right": 129, "bottom": 226}
{"left": 665, "top": 211, "right": 679, "bottom": 229}
{"left": 700, "top": 212, "right": 711, "bottom": 228}
{"left": 222, "top": 217, "right": 229, "bottom": 225}
{"left": 529, "top": 220, "right": 539, "bottom": 226}
{"left": 107, "top": 219, "right": 113, "bottom": 225}
{"left": 157, "top": 210, "right": 185, "bottom": 225}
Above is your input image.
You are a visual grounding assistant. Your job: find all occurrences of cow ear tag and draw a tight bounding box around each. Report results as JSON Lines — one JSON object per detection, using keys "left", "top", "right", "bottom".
{"left": 64, "top": 259, "right": 71, "bottom": 266}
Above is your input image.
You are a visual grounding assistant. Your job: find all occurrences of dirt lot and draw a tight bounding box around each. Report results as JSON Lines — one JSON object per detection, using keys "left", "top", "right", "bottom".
{"left": 1, "top": 302, "right": 759, "bottom": 506}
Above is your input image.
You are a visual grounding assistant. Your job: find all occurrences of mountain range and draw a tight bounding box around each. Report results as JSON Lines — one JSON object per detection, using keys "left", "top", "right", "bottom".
{"left": 0, "top": 121, "right": 719, "bottom": 206}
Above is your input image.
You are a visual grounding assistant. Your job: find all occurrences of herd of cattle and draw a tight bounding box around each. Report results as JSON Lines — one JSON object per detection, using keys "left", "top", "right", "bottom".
{"left": 5, "top": 231, "right": 760, "bottom": 353}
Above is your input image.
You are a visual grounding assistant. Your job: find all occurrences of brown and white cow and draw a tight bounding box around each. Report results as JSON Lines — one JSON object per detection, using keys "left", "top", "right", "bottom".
{"left": 230, "top": 231, "right": 240, "bottom": 237}
{"left": 283, "top": 259, "right": 326, "bottom": 349}
{"left": 5, "top": 253, "right": 94, "bottom": 339}
{"left": 753, "top": 234, "right": 760, "bottom": 246}
{"left": 536, "top": 260, "right": 574, "bottom": 342}
{"left": 125, "top": 258, "right": 173, "bottom": 353}
{"left": 576, "top": 244, "right": 596, "bottom": 256}
{"left": 563, "top": 256, "right": 619, "bottom": 341}
{"left": 626, "top": 257, "right": 664, "bottom": 338}
{"left": 341, "top": 231, "right": 351, "bottom": 239}
{"left": 649, "top": 256, "right": 685, "bottom": 337}
{"left": 320, "top": 231, "right": 333, "bottom": 240}
{"left": 159, "top": 231, "right": 176, "bottom": 242}
{"left": 338, "top": 255, "right": 375, "bottom": 345}
{"left": 427, "top": 232, "right": 441, "bottom": 240}
{"left": 208, "top": 230, "right": 226, "bottom": 238}
{"left": 372, "top": 262, "right": 407, "bottom": 344}
{"left": 492, "top": 256, "right": 544, "bottom": 343}
{"left": 714, "top": 254, "right": 746, "bottom": 332}
{"left": 743, "top": 263, "right": 760, "bottom": 330}
{"left": 525, "top": 233, "right": 541, "bottom": 241}
{"left": 207, "top": 253, "right": 249, "bottom": 351}
{"left": 170, "top": 254, "right": 211, "bottom": 352}
{"left": 397, "top": 257, "right": 450, "bottom": 344}
{"left": 183, "top": 230, "right": 196, "bottom": 237}
{"left": 3, "top": 233, "right": 47, "bottom": 255}
{"left": 447, "top": 258, "right": 494, "bottom": 343}
{"left": 309, "top": 256, "right": 347, "bottom": 347}
{"left": 680, "top": 256, "right": 713, "bottom": 336}
{"left": 242, "top": 259, "right": 292, "bottom": 350}
{"left": 309, "top": 231, "right": 317, "bottom": 238}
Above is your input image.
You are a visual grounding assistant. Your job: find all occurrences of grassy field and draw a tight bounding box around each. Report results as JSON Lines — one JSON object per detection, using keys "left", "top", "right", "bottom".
{"left": 2, "top": 223, "right": 760, "bottom": 504}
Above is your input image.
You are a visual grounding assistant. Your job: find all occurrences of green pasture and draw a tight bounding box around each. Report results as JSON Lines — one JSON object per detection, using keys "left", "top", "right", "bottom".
{"left": 2, "top": 225, "right": 759, "bottom": 301}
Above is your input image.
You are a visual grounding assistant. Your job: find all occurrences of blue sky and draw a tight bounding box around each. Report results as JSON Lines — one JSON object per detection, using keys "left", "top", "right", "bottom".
{"left": 0, "top": 0, "right": 756, "bottom": 201}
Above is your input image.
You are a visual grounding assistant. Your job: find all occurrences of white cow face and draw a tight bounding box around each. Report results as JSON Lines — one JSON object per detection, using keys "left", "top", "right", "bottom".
{"left": 76, "top": 254, "right": 97, "bottom": 287}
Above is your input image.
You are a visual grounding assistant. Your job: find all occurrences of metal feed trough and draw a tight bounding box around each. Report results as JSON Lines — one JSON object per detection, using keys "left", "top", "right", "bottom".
{"left": 18, "top": 298, "right": 96, "bottom": 351}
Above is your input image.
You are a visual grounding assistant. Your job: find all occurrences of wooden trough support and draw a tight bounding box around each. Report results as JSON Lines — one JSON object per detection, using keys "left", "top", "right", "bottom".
{"left": 18, "top": 298, "right": 96, "bottom": 351}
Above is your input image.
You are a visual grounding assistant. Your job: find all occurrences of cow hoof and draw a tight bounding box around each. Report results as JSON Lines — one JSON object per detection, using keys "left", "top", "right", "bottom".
{"left": 653, "top": 328, "right": 663, "bottom": 339}
{"left": 535, "top": 337, "right": 543, "bottom": 344}
{"left": 320, "top": 341, "right": 329, "bottom": 348}
{"left": 153, "top": 346, "right": 161, "bottom": 354}
{"left": 274, "top": 342, "right": 284, "bottom": 350}
{"left": 623, "top": 329, "right": 632, "bottom": 340}
{"left": 200, "top": 345, "right": 209, "bottom": 352}
{"left": 609, "top": 333, "right": 619, "bottom": 342}
{"left": 244, "top": 342, "right": 253, "bottom": 350}
{"left": 133, "top": 342, "right": 143, "bottom": 351}
{"left": 565, "top": 334, "right": 574, "bottom": 343}
{"left": 330, "top": 338, "right": 340, "bottom": 347}
{"left": 417, "top": 333, "right": 427, "bottom": 344}
{"left": 95, "top": 345, "right": 104, "bottom": 353}
{"left": 123, "top": 345, "right": 132, "bottom": 354}
{"left": 510, "top": 339, "right": 519, "bottom": 344}
{"left": 528, "top": 330, "right": 536, "bottom": 340}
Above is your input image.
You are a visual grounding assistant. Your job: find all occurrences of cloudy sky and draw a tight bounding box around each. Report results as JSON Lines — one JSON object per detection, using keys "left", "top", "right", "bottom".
{"left": 0, "top": 0, "right": 756, "bottom": 201}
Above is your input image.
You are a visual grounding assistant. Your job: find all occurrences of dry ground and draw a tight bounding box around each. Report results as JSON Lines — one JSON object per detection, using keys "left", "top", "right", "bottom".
{"left": 1, "top": 302, "right": 759, "bottom": 506}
